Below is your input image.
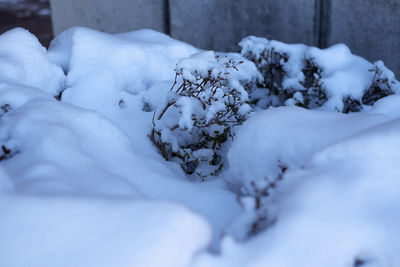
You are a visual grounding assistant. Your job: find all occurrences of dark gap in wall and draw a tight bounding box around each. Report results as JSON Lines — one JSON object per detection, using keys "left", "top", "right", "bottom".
{"left": 313, "top": 0, "right": 321, "bottom": 46}
{"left": 318, "top": 0, "right": 331, "bottom": 48}
{"left": 163, "top": 0, "right": 171, "bottom": 35}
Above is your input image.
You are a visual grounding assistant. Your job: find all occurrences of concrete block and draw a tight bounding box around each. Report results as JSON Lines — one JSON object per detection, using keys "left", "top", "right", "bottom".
{"left": 170, "top": 0, "right": 317, "bottom": 52}
{"left": 50, "top": 0, "right": 165, "bottom": 35}
{"left": 329, "top": 0, "right": 400, "bottom": 77}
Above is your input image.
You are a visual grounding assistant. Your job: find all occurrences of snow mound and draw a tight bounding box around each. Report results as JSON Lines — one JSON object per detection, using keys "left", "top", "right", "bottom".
{"left": 46, "top": 29, "right": 243, "bottom": 246}
{"left": 227, "top": 106, "right": 390, "bottom": 191}
{"left": 0, "top": 28, "right": 65, "bottom": 96}
{"left": 0, "top": 82, "right": 141, "bottom": 196}
{"left": 0, "top": 195, "right": 210, "bottom": 267}
{"left": 0, "top": 81, "right": 241, "bottom": 247}
{"left": 48, "top": 27, "right": 200, "bottom": 114}
{"left": 195, "top": 118, "right": 400, "bottom": 267}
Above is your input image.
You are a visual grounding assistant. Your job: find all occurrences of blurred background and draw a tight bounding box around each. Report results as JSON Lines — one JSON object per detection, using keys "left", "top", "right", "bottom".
{"left": 0, "top": 0, "right": 52, "bottom": 46}
{"left": 0, "top": 0, "right": 399, "bottom": 76}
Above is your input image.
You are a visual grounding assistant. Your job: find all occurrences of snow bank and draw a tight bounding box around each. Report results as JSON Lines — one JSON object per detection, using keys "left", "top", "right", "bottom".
{"left": 0, "top": 82, "right": 141, "bottom": 196}
{"left": 227, "top": 106, "right": 390, "bottom": 190}
{"left": 0, "top": 81, "right": 241, "bottom": 248}
{"left": 0, "top": 28, "right": 65, "bottom": 96}
{"left": 0, "top": 195, "right": 210, "bottom": 267}
{"left": 370, "top": 94, "right": 400, "bottom": 119}
{"left": 194, "top": 118, "right": 400, "bottom": 267}
{"left": 47, "top": 27, "right": 202, "bottom": 156}
{"left": 0, "top": 27, "right": 243, "bottom": 250}
{"left": 48, "top": 27, "right": 199, "bottom": 112}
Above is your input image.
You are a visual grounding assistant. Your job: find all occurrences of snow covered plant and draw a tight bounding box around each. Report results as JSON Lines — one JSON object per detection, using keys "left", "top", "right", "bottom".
{"left": 0, "top": 104, "right": 17, "bottom": 162}
{"left": 363, "top": 61, "right": 400, "bottom": 105}
{"left": 239, "top": 36, "right": 400, "bottom": 113}
{"left": 150, "top": 51, "right": 252, "bottom": 179}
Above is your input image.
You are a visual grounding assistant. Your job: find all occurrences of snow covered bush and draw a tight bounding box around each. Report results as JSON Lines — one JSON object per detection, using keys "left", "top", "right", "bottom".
{"left": 150, "top": 51, "right": 253, "bottom": 178}
{"left": 239, "top": 36, "right": 400, "bottom": 113}
{"left": 220, "top": 36, "right": 399, "bottom": 238}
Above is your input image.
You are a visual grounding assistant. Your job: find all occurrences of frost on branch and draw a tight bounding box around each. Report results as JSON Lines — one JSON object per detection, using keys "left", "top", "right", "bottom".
{"left": 150, "top": 51, "right": 252, "bottom": 179}
{"left": 239, "top": 36, "right": 400, "bottom": 113}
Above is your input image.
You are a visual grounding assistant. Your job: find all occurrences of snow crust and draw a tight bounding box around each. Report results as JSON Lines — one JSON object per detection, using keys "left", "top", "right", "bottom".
{"left": 1, "top": 27, "right": 400, "bottom": 267}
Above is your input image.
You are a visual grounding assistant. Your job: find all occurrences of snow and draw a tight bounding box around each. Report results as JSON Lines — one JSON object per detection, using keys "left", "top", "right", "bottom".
{"left": 0, "top": 82, "right": 141, "bottom": 196}
{"left": 150, "top": 50, "right": 255, "bottom": 178}
{"left": 0, "top": 27, "right": 242, "bottom": 257}
{"left": 0, "top": 195, "right": 210, "bottom": 267}
{"left": 0, "top": 80, "right": 240, "bottom": 248}
{"left": 0, "top": 166, "right": 12, "bottom": 193}
{"left": 227, "top": 106, "right": 391, "bottom": 191}
{"left": 239, "top": 36, "right": 308, "bottom": 91}
{"left": 307, "top": 44, "right": 374, "bottom": 110}
{"left": 194, "top": 118, "right": 400, "bottom": 267}
{"left": 0, "top": 28, "right": 65, "bottom": 96}
{"left": 1, "top": 26, "right": 400, "bottom": 267}
{"left": 47, "top": 30, "right": 242, "bottom": 244}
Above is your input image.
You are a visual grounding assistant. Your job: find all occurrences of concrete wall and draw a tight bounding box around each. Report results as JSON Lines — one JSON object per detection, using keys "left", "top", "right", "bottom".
{"left": 329, "top": 0, "right": 400, "bottom": 77}
{"left": 49, "top": 0, "right": 400, "bottom": 76}
{"left": 50, "top": 0, "right": 166, "bottom": 34}
{"left": 169, "top": 0, "right": 316, "bottom": 51}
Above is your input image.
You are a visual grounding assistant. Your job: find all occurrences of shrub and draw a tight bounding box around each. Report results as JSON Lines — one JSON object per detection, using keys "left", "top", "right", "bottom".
{"left": 239, "top": 36, "right": 400, "bottom": 113}
{"left": 150, "top": 51, "right": 253, "bottom": 179}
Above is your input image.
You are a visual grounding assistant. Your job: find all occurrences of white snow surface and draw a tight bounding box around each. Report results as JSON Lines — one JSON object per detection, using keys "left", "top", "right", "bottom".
{"left": 195, "top": 116, "right": 400, "bottom": 267}
{"left": 1, "top": 27, "right": 400, "bottom": 267}
{"left": 0, "top": 195, "right": 210, "bottom": 267}
{"left": 0, "top": 28, "right": 65, "bottom": 96}
{"left": 0, "top": 166, "right": 12, "bottom": 193}
{"left": 227, "top": 106, "right": 391, "bottom": 190}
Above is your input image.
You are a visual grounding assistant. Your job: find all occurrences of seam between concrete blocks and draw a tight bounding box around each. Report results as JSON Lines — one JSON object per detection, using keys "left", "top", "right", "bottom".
{"left": 314, "top": 0, "right": 332, "bottom": 48}
{"left": 163, "top": 0, "right": 171, "bottom": 35}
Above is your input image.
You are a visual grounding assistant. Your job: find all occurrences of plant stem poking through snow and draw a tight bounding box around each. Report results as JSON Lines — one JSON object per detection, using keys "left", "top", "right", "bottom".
{"left": 0, "top": 145, "right": 17, "bottom": 162}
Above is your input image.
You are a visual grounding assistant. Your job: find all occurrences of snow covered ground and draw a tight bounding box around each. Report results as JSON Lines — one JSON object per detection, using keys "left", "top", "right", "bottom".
{"left": 1, "top": 27, "right": 400, "bottom": 267}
